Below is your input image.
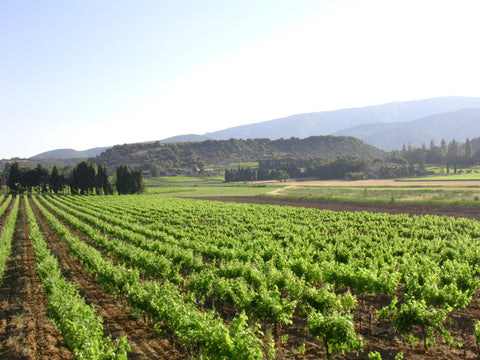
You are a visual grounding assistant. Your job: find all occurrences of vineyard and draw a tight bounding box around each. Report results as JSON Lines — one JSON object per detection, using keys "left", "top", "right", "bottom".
{"left": 2, "top": 195, "right": 480, "bottom": 359}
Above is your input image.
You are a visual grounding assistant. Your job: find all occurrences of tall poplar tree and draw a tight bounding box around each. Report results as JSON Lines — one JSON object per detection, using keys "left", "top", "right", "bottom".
{"left": 50, "top": 166, "right": 65, "bottom": 194}
{"left": 7, "top": 162, "right": 20, "bottom": 192}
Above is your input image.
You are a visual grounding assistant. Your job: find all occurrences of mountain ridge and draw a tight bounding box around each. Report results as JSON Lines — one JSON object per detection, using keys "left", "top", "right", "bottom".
{"left": 198, "top": 96, "right": 480, "bottom": 141}
{"left": 334, "top": 108, "right": 480, "bottom": 150}
{"left": 28, "top": 96, "right": 480, "bottom": 159}
{"left": 31, "top": 147, "right": 111, "bottom": 159}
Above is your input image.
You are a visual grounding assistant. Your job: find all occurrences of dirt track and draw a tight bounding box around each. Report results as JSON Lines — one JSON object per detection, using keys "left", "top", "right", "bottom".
{"left": 195, "top": 196, "right": 480, "bottom": 221}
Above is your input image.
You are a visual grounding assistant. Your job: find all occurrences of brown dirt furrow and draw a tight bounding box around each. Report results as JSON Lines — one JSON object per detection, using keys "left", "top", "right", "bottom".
{"left": 0, "top": 197, "right": 72, "bottom": 360}
{"left": 30, "top": 198, "right": 186, "bottom": 360}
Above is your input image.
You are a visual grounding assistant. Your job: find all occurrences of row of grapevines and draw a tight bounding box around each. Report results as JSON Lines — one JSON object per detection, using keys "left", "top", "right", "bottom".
{"left": 44, "top": 195, "right": 204, "bottom": 274}
{"left": 44, "top": 196, "right": 360, "bottom": 327}
{"left": 77, "top": 196, "right": 374, "bottom": 356}
{"left": 0, "top": 195, "right": 17, "bottom": 283}
{"left": 59, "top": 195, "right": 402, "bottom": 301}
{"left": 0, "top": 194, "right": 12, "bottom": 219}
{"left": 40, "top": 195, "right": 299, "bottom": 326}
{"left": 118, "top": 197, "right": 479, "bottom": 295}
{"left": 402, "top": 256, "right": 479, "bottom": 310}
{"left": 65, "top": 196, "right": 403, "bottom": 294}
{"left": 45, "top": 195, "right": 368, "bottom": 357}
{"left": 127, "top": 201, "right": 476, "bottom": 314}
{"left": 39, "top": 196, "right": 186, "bottom": 283}
{"left": 24, "top": 196, "right": 130, "bottom": 359}
{"left": 49, "top": 196, "right": 328, "bottom": 298}
{"left": 31, "top": 196, "right": 264, "bottom": 359}
{"left": 55, "top": 195, "right": 480, "bottom": 352}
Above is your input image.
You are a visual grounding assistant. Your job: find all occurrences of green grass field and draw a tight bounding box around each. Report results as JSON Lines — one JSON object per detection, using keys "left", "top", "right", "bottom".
{"left": 144, "top": 178, "right": 480, "bottom": 206}
{"left": 143, "top": 164, "right": 480, "bottom": 205}
{"left": 144, "top": 163, "right": 480, "bottom": 206}
{"left": 146, "top": 175, "right": 224, "bottom": 184}
{"left": 403, "top": 173, "right": 480, "bottom": 181}
{"left": 275, "top": 184, "right": 480, "bottom": 205}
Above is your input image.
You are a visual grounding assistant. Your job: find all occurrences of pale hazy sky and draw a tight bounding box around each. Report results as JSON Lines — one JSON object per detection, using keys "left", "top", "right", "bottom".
{"left": 2, "top": 0, "right": 480, "bottom": 158}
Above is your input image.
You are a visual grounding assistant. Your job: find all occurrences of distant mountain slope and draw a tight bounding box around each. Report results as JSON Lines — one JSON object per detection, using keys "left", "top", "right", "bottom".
{"left": 203, "top": 96, "right": 480, "bottom": 141}
{"left": 91, "top": 136, "right": 386, "bottom": 170}
{"left": 27, "top": 96, "right": 480, "bottom": 159}
{"left": 31, "top": 147, "right": 111, "bottom": 159}
{"left": 159, "top": 134, "right": 211, "bottom": 143}
{"left": 0, "top": 157, "right": 89, "bottom": 170}
{"left": 335, "top": 108, "right": 480, "bottom": 151}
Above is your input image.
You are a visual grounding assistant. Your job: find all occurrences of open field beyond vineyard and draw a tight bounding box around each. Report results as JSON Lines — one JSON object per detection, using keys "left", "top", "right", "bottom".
{"left": 2, "top": 193, "right": 480, "bottom": 359}
{"left": 147, "top": 177, "right": 480, "bottom": 206}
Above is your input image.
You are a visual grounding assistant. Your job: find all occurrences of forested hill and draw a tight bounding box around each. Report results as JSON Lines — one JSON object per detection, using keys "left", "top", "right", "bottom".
{"left": 90, "top": 136, "right": 386, "bottom": 171}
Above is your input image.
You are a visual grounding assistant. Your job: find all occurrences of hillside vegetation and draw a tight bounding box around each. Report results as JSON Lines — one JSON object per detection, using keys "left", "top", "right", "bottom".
{"left": 91, "top": 136, "right": 386, "bottom": 173}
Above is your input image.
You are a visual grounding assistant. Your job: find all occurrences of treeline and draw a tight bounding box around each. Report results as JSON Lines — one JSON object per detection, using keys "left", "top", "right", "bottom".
{"left": 225, "top": 157, "right": 373, "bottom": 182}
{"left": 2, "top": 161, "right": 143, "bottom": 195}
{"left": 398, "top": 138, "right": 478, "bottom": 174}
{"left": 225, "top": 138, "right": 480, "bottom": 182}
{"left": 379, "top": 138, "right": 480, "bottom": 178}
{"left": 225, "top": 167, "right": 290, "bottom": 182}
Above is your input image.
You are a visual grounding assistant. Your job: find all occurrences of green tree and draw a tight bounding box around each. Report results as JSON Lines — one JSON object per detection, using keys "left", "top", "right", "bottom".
{"left": 465, "top": 138, "right": 473, "bottom": 162}
{"left": 116, "top": 165, "right": 130, "bottom": 195}
{"left": 72, "top": 161, "right": 96, "bottom": 194}
{"left": 116, "top": 165, "right": 143, "bottom": 194}
{"left": 131, "top": 169, "right": 143, "bottom": 194}
{"left": 96, "top": 165, "right": 111, "bottom": 195}
{"left": 274, "top": 169, "right": 290, "bottom": 182}
{"left": 50, "top": 166, "right": 65, "bottom": 194}
{"left": 447, "top": 139, "right": 459, "bottom": 174}
{"left": 440, "top": 139, "right": 447, "bottom": 153}
{"left": 21, "top": 167, "right": 38, "bottom": 192}
{"left": 7, "top": 162, "right": 20, "bottom": 193}
{"left": 34, "top": 164, "right": 49, "bottom": 193}
{"left": 418, "top": 152, "right": 426, "bottom": 173}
